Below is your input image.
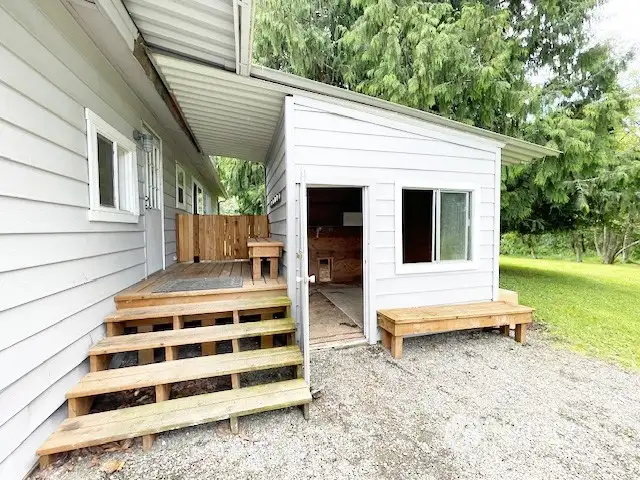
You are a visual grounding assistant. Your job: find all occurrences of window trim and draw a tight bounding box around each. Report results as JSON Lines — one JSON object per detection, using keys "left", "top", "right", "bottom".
{"left": 175, "top": 163, "right": 186, "bottom": 210}
{"left": 85, "top": 109, "right": 139, "bottom": 224}
{"left": 193, "top": 178, "right": 205, "bottom": 215}
{"left": 394, "top": 181, "right": 480, "bottom": 274}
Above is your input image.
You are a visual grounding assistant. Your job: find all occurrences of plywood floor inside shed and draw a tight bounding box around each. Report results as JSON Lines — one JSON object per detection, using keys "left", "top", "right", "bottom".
{"left": 309, "top": 285, "right": 364, "bottom": 346}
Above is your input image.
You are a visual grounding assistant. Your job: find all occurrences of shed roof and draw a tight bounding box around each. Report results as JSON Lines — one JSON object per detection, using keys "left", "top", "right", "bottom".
{"left": 151, "top": 53, "right": 560, "bottom": 164}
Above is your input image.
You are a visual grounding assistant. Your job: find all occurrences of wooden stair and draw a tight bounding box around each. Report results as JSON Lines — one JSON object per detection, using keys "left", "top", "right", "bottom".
{"left": 38, "top": 380, "right": 311, "bottom": 459}
{"left": 89, "top": 318, "right": 296, "bottom": 371}
{"left": 67, "top": 347, "right": 303, "bottom": 415}
{"left": 37, "top": 294, "right": 310, "bottom": 468}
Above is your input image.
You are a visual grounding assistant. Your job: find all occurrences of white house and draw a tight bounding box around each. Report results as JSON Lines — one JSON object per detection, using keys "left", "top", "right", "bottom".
{"left": 0, "top": 1, "right": 559, "bottom": 478}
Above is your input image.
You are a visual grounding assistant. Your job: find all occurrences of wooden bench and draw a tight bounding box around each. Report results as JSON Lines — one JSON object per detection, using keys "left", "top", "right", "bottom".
{"left": 248, "top": 237, "right": 283, "bottom": 280}
{"left": 378, "top": 301, "right": 534, "bottom": 358}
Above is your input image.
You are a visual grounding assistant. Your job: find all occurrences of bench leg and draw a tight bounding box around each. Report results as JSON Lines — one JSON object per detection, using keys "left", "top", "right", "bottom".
{"left": 269, "top": 257, "right": 279, "bottom": 279}
{"left": 390, "top": 335, "right": 404, "bottom": 359}
{"left": 500, "top": 325, "right": 511, "bottom": 337}
{"left": 515, "top": 323, "right": 527, "bottom": 344}
{"left": 381, "top": 330, "right": 391, "bottom": 350}
{"left": 138, "top": 325, "right": 154, "bottom": 365}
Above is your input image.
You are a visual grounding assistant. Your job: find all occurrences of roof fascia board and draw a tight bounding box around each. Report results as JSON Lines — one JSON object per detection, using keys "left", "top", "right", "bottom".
{"left": 94, "top": 0, "right": 138, "bottom": 50}
{"left": 293, "top": 95, "right": 505, "bottom": 154}
{"left": 251, "top": 64, "right": 561, "bottom": 161}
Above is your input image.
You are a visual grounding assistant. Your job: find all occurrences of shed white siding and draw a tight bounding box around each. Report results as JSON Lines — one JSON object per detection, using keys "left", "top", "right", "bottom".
{"left": 265, "top": 111, "right": 288, "bottom": 276}
{"left": 289, "top": 96, "right": 500, "bottom": 322}
{"left": 0, "top": 1, "right": 214, "bottom": 477}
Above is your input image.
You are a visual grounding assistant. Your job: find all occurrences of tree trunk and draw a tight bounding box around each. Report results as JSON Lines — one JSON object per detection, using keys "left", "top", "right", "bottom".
{"left": 524, "top": 234, "right": 537, "bottom": 259}
{"left": 622, "top": 217, "right": 632, "bottom": 263}
{"left": 572, "top": 231, "right": 583, "bottom": 263}
{"left": 601, "top": 225, "right": 621, "bottom": 264}
{"left": 593, "top": 228, "right": 602, "bottom": 257}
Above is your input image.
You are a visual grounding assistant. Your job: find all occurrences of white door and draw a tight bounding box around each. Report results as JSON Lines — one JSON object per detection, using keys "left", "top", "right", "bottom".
{"left": 144, "top": 134, "right": 164, "bottom": 275}
{"left": 296, "top": 172, "right": 313, "bottom": 384}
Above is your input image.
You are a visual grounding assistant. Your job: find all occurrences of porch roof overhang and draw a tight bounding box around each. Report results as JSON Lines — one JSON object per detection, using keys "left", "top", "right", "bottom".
{"left": 150, "top": 52, "right": 560, "bottom": 165}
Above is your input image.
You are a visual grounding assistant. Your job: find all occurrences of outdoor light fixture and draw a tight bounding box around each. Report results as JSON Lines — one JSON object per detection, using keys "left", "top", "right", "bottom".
{"left": 133, "top": 130, "right": 154, "bottom": 153}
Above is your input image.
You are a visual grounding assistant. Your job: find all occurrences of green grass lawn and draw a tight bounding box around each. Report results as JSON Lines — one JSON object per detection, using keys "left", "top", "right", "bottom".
{"left": 500, "top": 256, "right": 640, "bottom": 370}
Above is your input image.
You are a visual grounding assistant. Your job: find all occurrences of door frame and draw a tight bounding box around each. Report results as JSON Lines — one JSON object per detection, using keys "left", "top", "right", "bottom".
{"left": 142, "top": 121, "right": 165, "bottom": 277}
{"left": 295, "top": 169, "right": 377, "bottom": 353}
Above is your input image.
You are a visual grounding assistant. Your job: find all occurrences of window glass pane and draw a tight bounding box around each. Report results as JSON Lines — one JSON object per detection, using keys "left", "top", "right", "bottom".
{"left": 177, "top": 169, "right": 184, "bottom": 188}
{"left": 402, "top": 189, "right": 434, "bottom": 263}
{"left": 197, "top": 188, "right": 204, "bottom": 214}
{"left": 439, "top": 192, "right": 469, "bottom": 260}
{"left": 97, "top": 133, "right": 115, "bottom": 207}
{"left": 178, "top": 187, "right": 184, "bottom": 205}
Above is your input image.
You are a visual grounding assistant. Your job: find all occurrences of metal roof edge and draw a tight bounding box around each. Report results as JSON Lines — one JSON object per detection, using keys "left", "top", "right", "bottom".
{"left": 250, "top": 64, "right": 561, "bottom": 162}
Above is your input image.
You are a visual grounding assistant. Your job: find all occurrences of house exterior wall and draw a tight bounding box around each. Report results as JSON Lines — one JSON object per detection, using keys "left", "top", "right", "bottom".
{"left": 265, "top": 110, "right": 288, "bottom": 276}
{"left": 0, "top": 1, "right": 214, "bottom": 477}
{"left": 288, "top": 96, "right": 501, "bottom": 339}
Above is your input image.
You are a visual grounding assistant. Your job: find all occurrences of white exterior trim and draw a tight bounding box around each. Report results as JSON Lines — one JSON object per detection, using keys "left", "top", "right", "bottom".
{"left": 94, "top": 0, "right": 138, "bottom": 50}
{"left": 85, "top": 108, "right": 139, "bottom": 224}
{"left": 493, "top": 147, "right": 502, "bottom": 300}
{"left": 394, "top": 181, "right": 481, "bottom": 275}
{"left": 295, "top": 172, "right": 377, "bottom": 345}
{"left": 142, "top": 121, "right": 166, "bottom": 273}
{"left": 294, "top": 95, "right": 505, "bottom": 154}
{"left": 175, "top": 163, "right": 187, "bottom": 210}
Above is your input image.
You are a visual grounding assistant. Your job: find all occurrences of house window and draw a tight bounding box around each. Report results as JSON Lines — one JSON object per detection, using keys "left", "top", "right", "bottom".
{"left": 397, "top": 184, "right": 475, "bottom": 273}
{"left": 193, "top": 181, "right": 204, "bottom": 215}
{"left": 86, "top": 109, "right": 139, "bottom": 223}
{"left": 176, "top": 164, "right": 186, "bottom": 210}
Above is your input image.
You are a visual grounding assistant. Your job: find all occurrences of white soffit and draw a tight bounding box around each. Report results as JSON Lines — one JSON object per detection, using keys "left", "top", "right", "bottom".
{"left": 152, "top": 53, "right": 560, "bottom": 164}
{"left": 122, "top": 0, "right": 242, "bottom": 72}
{"left": 153, "top": 53, "right": 286, "bottom": 161}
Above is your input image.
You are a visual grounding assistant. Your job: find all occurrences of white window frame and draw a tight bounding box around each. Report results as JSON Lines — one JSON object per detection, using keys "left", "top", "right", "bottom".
{"left": 175, "top": 163, "right": 186, "bottom": 210}
{"left": 85, "top": 109, "right": 139, "bottom": 224}
{"left": 193, "top": 178, "right": 205, "bottom": 215}
{"left": 394, "top": 181, "right": 480, "bottom": 274}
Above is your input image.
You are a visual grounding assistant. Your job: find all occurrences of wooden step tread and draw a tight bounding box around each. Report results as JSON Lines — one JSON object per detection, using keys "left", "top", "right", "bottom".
{"left": 90, "top": 318, "right": 295, "bottom": 355}
{"left": 68, "top": 346, "right": 303, "bottom": 398}
{"left": 106, "top": 296, "right": 291, "bottom": 322}
{"left": 38, "top": 379, "right": 311, "bottom": 456}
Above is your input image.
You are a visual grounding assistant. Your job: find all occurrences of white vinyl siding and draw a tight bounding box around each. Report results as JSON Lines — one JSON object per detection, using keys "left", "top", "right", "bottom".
{"left": 290, "top": 97, "right": 500, "bottom": 314}
{"left": 265, "top": 111, "right": 287, "bottom": 276}
{"left": 0, "top": 1, "right": 213, "bottom": 477}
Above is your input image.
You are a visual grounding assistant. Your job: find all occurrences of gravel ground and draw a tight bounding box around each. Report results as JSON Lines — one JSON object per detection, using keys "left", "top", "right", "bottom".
{"left": 33, "top": 329, "right": 640, "bottom": 480}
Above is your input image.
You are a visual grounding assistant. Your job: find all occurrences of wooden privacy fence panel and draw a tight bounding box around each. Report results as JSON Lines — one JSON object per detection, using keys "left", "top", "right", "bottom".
{"left": 176, "top": 214, "right": 270, "bottom": 262}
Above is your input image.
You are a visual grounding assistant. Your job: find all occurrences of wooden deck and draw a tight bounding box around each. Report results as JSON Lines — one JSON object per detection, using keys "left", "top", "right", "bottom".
{"left": 115, "top": 261, "right": 287, "bottom": 309}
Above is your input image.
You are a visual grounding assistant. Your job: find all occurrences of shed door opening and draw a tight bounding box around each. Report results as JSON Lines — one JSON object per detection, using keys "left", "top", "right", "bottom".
{"left": 306, "top": 187, "right": 364, "bottom": 346}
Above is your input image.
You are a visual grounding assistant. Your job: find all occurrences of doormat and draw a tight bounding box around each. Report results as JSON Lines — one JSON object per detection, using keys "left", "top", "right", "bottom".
{"left": 152, "top": 276, "right": 243, "bottom": 293}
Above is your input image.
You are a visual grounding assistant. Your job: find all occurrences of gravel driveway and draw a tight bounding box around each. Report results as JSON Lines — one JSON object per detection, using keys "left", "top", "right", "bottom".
{"left": 34, "top": 329, "right": 640, "bottom": 480}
